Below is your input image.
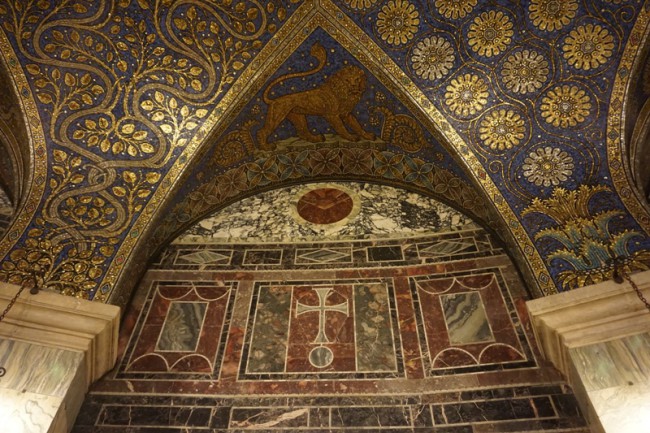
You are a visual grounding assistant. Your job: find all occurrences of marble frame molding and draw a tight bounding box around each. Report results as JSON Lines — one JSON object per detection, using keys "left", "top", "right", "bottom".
{"left": 527, "top": 270, "right": 650, "bottom": 433}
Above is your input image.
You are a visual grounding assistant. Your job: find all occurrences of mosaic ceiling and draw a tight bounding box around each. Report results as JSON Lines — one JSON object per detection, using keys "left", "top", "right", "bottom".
{"left": 0, "top": 0, "right": 649, "bottom": 306}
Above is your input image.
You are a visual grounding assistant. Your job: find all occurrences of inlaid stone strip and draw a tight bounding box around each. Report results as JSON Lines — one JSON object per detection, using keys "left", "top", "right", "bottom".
{"left": 354, "top": 283, "right": 397, "bottom": 372}
{"left": 247, "top": 286, "right": 292, "bottom": 373}
{"left": 243, "top": 249, "right": 283, "bottom": 265}
{"left": 175, "top": 249, "right": 232, "bottom": 265}
{"left": 367, "top": 245, "right": 403, "bottom": 262}
{"left": 230, "top": 407, "right": 309, "bottom": 429}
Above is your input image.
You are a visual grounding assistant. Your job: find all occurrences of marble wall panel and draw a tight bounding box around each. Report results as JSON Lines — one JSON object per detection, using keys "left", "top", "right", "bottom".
{"left": 75, "top": 231, "right": 585, "bottom": 432}
{"left": 118, "top": 281, "right": 235, "bottom": 377}
{"left": 75, "top": 385, "right": 587, "bottom": 432}
{"left": 246, "top": 285, "right": 292, "bottom": 374}
{"left": 294, "top": 247, "right": 352, "bottom": 265}
{"left": 354, "top": 283, "right": 398, "bottom": 373}
{"left": 176, "top": 182, "right": 476, "bottom": 245}
{"left": 242, "top": 249, "right": 283, "bottom": 266}
{"left": 288, "top": 285, "right": 355, "bottom": 373}
{"left": 412, "top": 270, "right": 533, "bottom": 375}
{"left": 155, "top": 230, "right": 502, "bottom": 272}
{"left": 175, "top": 249, "right": 233, "bottom": 266}
{"left": 241, "top": 280, "right": 402, "bottom": 379}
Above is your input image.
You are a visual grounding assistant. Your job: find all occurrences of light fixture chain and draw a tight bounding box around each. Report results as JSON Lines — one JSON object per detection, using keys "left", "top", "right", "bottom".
{"left": 0, "top": 284, "right": 26, "bottom": 323}
{"left": 623, "top": 273, "right": 650, "bottom": 313}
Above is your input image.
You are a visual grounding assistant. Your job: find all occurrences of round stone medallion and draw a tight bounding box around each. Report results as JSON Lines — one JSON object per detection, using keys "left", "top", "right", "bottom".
{"left": 296, "top": 188, "right": 354, "bottom": 225}
{"left": 309, "top": 346, "right": 334, "bottom": 368}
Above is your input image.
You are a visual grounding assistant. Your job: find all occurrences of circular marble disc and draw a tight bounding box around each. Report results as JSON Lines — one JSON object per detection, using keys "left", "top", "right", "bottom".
{"left": 309, "top": 346, "right": 334, "bottom": 368}
{"left": 296, "top": 188, "right": 353, "bottom": 224}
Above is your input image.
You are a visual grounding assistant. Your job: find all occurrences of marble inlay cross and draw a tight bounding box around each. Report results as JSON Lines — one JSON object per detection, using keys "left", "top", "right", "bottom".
{"left": 296, "top": 287, "right": 349, "bottom": 344}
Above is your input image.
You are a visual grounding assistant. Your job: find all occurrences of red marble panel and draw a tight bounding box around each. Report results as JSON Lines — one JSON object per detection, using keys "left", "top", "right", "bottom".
{"left": 125, "top": 282, "right": 232, "bottom": 374}
{"left": 393, "top": 277, "right": 425, "bottom": 379}
{"left": 415, "top": 272, "right": 526, "bottom": 373}
{"left": 286, "top": 285, "right": 356, "bottom": 373}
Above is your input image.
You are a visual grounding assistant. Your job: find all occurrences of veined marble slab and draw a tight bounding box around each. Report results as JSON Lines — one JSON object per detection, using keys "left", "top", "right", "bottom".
{"left": 175, "top": 182, "right": 476, "bottom": 244}
{"left": 590, "top": 381, "right": 650, "bottom": 433}
{"left": 0, "top": 388, "right": 61, "bottom": 433}
{"left": 354, "top": 283, "right": 397, "bottom": 372}
{"left": 441, "top": 292, "right": 493, "bottom": 345}
{"left": 247, "top": 286, "right": 292, "bottom": 373}
{"left": 156, "top": 302, "right": 207, "bottom": 352}
{"left": 0, "top": 338, "right": 84, "bottom": 397}
{"left": 570, "top": 332, "right": 650, "bottom": 392}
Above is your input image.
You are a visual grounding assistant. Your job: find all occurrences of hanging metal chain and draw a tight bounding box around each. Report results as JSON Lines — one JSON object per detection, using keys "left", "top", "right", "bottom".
{"left": 611, "top": 258, "right": 650, "bottom": 313}
{"left": 0, "top": 284, "right": 27, "bottom": 380}
{"left": 0, "top": 284, "right": 26, "bottom": 323}
{"left": 623, "top": 273, "right": 650, "bottom": 313}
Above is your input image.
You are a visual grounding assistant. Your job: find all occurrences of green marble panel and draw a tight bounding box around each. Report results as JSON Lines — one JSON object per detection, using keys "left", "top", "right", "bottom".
{"left": 156, "top": 302, "right": 207, "bottom": 352}
{"left": 441, "top": 292, "right": 493, "bottom": 345}
{"left": 247, "top": 286, "right": 292, "bottom": 373}
{"left": 354, "top": 283, "right": 397, "bottom": 372}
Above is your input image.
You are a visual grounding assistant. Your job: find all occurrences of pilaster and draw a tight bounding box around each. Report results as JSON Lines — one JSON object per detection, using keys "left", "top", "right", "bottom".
{"left": 527, "top": 270, "right": 650, "bottom": 433}
{"left": 0, "top": 282, "right": 120, "bottom": 433}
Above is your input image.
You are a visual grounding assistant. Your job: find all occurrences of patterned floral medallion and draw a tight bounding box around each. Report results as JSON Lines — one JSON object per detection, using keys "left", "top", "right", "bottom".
{"left": 434, "top": 0, "right": 478, "bottom": 20}
{"left": 478, "top": 109, "right": 526, "bottom": 151}
{"left": 344, "top": 0, "right": 378, "bottom": 11}
{"left": 563, "top": 24, "right": 615, "bottom": 71}
{"left": 500, "top": 50, "right": 549, "bottom": 94}
{"left": 522, "top": 147, "right": 574, "bottom": 187}
{"left": 376, "top": 0, "right": 419, "bottom": 46}
{"left": 444, "top": 73, "right": 489, "bottom": 117}
{"left": 540, "top": 85, "right": 592, "bottom": 128}
{"left": 528, "top": 0, "right": 578, "bottom": 32}
{"left": 410, "top": 36, "right": 455, "bottom": 81}
{"left": 468, "top": 11, "right": 514, "bottom": 57}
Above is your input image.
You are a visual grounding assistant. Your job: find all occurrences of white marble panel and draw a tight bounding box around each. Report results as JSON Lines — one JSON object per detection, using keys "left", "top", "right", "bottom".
{"left": 0, "top": 388, "right": 61, "bottom": 433}
{"left": 590, "top": 380, "right": 650, "bottom": 433}
{"left": 570, "top": 332, "right": 650, "bottom": 392}
{"left": 0, "top": 337, "right": 84, "bottom": 397}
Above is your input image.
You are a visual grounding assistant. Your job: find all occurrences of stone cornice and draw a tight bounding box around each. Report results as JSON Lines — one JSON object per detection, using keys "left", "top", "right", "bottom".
{"left": 0, "top": 282, "right": 120, "bottom": 387}
{"left": 527, "top": 270, "right": 650, "bottom": 381}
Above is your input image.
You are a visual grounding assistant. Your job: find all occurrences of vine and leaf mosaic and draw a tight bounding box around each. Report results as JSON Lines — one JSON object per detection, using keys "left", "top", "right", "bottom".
{"left": 0, "top": 0, "right": 298, "bottom": 298}
{"left": 0, "top": 0, "right": 649, "bottom": 302}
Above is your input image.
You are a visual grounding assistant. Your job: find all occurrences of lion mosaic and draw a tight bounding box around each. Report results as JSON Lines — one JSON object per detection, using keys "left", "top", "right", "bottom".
{"left": 256, "top": 43, "right": 375, "bottom": 150}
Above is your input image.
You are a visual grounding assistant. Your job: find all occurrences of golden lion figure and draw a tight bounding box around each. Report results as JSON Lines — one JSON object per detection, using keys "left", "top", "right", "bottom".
{"left": 256, "top": 43, "right": 375, "bottom": 150}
